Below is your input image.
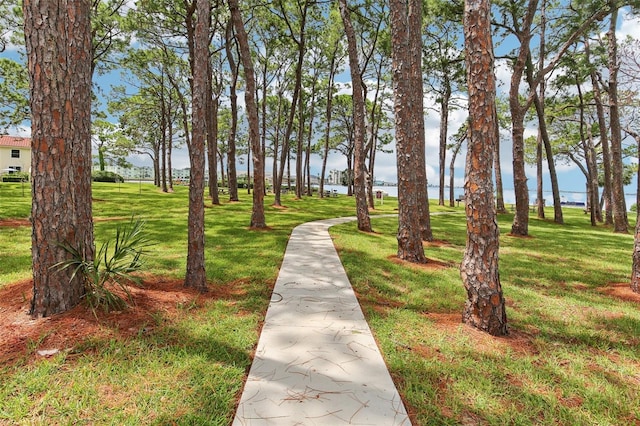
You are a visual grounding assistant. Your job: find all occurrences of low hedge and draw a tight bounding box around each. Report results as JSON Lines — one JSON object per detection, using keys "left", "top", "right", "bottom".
{"left": 92, "top": 171, "right": 124, "bottom": 183}
{"left": 1, "top": 173, "right": 29, "bottom": 182}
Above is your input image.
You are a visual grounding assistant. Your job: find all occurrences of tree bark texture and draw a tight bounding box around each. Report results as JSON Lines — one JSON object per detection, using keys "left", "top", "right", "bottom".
{"left": 24, "top": 0, "right": 95, "bottom": 317}
{"left": 632, "top": 139, "right": 640, "bottom": 294}
{"left": 536, "top": 131, "right": 545, "bottom": 219}
{"left": 390, "top": 0, "right": 427, "bottom": 262}
{"left": 508, "top": 0, "right": 538, "bottom": 237}
{"left": 632, "top": 216, "right": 640, "bottom": 293}
{"left": 607, "top": 6, "right": 628, "bottom": 233}
{"left": 493, "top": 122, "right": 507, "bottom": 214}
{"left": 184, "top": 0, "right": 209, "bottom": 292}
{"left": 207, "top": 60, "right": 220, "bottom": 205}
{"left": 225, "top": 21, "right": 239, "bottom": 202}
{"left": 450, "top": 135, "right": 463, "bottom": 207}
{"left": 462, "top": 0, "right": 508, "bottom": 336}
{"left": 296, "top": 88, "right": 304, "bottom": 199}
{"left": 338, "top": 0, "right": 371, "bottom": 232}
{"left": 589, "top": 56, "right": 612, "bottom": 224}
{"left": 438, "top": 84, "right": 451, "bottom": 206}
{"left": 229, "top": 0, "right": 266, "bottom": 228}
{"left": 160, "top": 89, "right": 168, "bottom": 192}
{"left": 531, "top": 91, "right": 563, "bottom": 224}
{"left": 320, "top": 47, "right": 338, "bottom": 199}
{"left": 273, "top": 0, "right": 307, "bottom": 207}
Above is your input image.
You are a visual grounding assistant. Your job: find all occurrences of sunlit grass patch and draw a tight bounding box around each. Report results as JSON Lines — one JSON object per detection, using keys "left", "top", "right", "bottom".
{"left": 334, "top": 207, "right": 640, "bottom": 425}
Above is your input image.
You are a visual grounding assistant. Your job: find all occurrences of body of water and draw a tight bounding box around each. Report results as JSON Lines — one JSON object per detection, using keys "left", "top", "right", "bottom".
{"left": 323, "top": 184, "right": 637, "bottom": 210}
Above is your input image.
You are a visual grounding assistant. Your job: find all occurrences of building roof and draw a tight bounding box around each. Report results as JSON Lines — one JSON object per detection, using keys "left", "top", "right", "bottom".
{"left": 0, "top": 135, "right": 31, "bottom": 148}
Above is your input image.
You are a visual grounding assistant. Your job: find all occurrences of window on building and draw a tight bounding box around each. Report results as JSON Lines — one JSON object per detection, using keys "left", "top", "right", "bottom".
{"left": 11, "top": 149, "right": 20, "bottom": 158}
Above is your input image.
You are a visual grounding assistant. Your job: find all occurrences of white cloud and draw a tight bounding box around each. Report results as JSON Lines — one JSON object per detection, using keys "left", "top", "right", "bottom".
{"left": 618, "top": 9, "right": 640, "bottom": 40}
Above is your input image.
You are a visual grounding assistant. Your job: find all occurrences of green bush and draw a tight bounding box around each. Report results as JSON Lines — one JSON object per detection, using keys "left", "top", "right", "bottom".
{"left": 1, "top": 172, "right": 29, "bottom": 182}
{"left": 92, "top": 170, "right": 124, "bottom": 183}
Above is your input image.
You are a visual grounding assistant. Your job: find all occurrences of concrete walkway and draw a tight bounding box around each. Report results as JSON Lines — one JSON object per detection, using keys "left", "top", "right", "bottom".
{"left": 233, "top": 217, "right": 411, "bottom": 426}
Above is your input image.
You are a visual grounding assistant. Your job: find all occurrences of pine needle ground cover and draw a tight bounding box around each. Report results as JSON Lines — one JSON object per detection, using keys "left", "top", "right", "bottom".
{"left": 1, "top": 182, "right": 638, "bottom": 425}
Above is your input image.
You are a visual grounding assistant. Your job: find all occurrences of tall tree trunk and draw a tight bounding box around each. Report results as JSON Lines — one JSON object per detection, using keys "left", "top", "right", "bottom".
{"left": 510, "top": 104, "right": 529, "bottom": 236}
{"left": 305, "top": 74, "right": 318, "bottom": 196}
{"left": 366, "top": 63, "right": 384, "bottom": 209}
{"left": 272, "top": 92, "right": 283, "bottom": 197}
{"left": 508, "top": 0, "right": 538, "bottom": 237}
{"left": 229, "top": 0, "right": 266, "bottom": 228}
{"left": 390, "top": 0, "right": 427, "bottom": 262}
{"left": 167, "top": 111, "right": 174, "bottom": 192}
{"left": 208, "top": 97, "right": 220, "bottom": 204}
{"left": 184, "top": 0, "right": 209, "bottom": 292}
{"left": 247, "top": 150, "right": 251, "bottom": 194}
{"left": 531, "top": 90, "right": 563, "bottom": 224}
{"left": 494, "top": 120, "right": 507, "bottom": 214}
{"left": 535, "top": 0, "right": 545, "bottom": 220}
{"left": 296, "top": 88, "right": 304, "bottom": 198}
{"left": 438, "top": 82, "right": 451, "bottom": 206}
{"left": 338, "top": 0, "right": 371, "bottom": 232}
{"left": 586, "top": 136, "right": 601, "bottom": 226}
{"left": 260, "top": 59, "right": 268, "bottom": 196}
{"left": 25, "top": 0, "right": 95, "bottom": 317}
{"left": 536, "top": 131, "right": 545, "bottom": 218}
{"left": 462, "top": 0, "right": 508, "bottom": 336}
{"left": 160, "top": 88, "right": 168, "bottom": 193}
{"left": 607, "top": 6, "right": 628, "bottom": 233}
{"left": 153, "top": 145, "right": 161, "bottom": 187}
{"left": 632, "top": 213, "right": 640, "bottom": 293}
{"left": 320, "top": 42, "right": 339, "bottom": 199}
{"left": 576, "top": 79, "right": 597, "bottom": 226}
{"left": 226, "top": 22, "right": 239, "bottom": 202}
{"left": 449, "top": 134, "right": 463, "bottom": 207}
{"left": 631, "top": 135, "right": 640, "bottom": 293}
{"left": 367, "top": 104, "right": 380, "bottom": 209}
{"left": 347, "top": 151, "right": 353, "bottom": 196}
{"left": 218, "top": 147, "right": 226, "bottom": 187}
{"left": 207, "top": 62, "right": 220, "bottom": 204}
{"left": 273, "top": 0, "right": 308, "bottom": 207}
{"left": 525, "top": 20, "right": 563, "bottom": 224}
{"left": 587, "top": 39, "right": 610, "bottom": 224}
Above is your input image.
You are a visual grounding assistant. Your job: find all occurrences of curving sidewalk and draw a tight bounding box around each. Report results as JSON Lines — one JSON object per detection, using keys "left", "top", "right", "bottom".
{"left": 233, "top": 216, "right": 411, "bottom": 426}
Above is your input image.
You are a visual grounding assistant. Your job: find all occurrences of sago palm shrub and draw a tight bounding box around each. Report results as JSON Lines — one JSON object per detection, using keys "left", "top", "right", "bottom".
{"left": 54, "top": 218, "right": 152, "bottom": 312}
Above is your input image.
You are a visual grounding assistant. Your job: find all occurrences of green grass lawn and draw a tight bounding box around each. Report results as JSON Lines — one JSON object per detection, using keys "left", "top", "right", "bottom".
{"left": 1, "top": 181, "right": 638, "bottom": 425}
{"left": 332, "top": 208, "right": 639, "bottom": 425}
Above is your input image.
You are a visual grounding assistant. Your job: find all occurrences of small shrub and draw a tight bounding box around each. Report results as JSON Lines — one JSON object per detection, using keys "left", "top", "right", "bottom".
{"left": 92, "top": 170, "right": 124, "bottom": 183}
{"left": 2, "top": 172, "right": 29, "bottom": 182}
{"left": 53, "top": 218, "right": 152, "bottom": 313}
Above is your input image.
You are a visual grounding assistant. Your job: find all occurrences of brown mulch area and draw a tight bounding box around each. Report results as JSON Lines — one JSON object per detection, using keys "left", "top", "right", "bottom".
{"left": 0, "top": 217, "right": 131, "bottom": 228}
{"left": 599, "top": 282, "right": 640, "bottom": 303}
{"left": 387, "top": 254, "right": 455, "bottom": 271}
{"left": 0, "top": 218, "right": 30, "bottom": 227}
{"left": 0, "top": 276, "right": 241, "bottom": 366}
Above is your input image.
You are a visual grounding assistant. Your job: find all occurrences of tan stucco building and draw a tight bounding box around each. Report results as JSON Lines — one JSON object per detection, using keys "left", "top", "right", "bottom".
{"left": 0, "top": 135, "right": 30, "bottom": 175}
